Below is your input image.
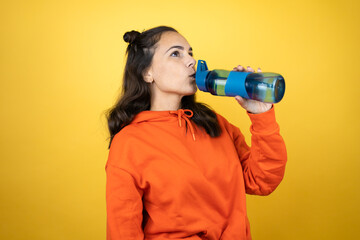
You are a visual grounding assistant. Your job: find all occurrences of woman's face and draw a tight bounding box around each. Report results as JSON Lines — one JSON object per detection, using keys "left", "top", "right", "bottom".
{"left": 144, "top": 31, "right": 197, "bottom": 99}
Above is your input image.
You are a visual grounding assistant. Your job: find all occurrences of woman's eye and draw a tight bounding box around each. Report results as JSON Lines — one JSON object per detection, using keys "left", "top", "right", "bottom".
{"left": 170, "top": 51, "right": 180, "bottom": 57}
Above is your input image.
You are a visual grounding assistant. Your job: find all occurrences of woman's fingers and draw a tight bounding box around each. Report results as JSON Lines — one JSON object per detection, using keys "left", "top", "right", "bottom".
{"left": 233, "top": 65, "right": 246, "bottom": 72}
{"left": 233, "top": 65, "right": 262, "bottom": 72}
{"left": 246, "top": 66, "right": 255, "bottom": 72}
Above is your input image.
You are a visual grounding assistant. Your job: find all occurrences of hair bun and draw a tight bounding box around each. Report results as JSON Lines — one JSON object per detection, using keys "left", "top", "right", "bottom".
{"left": 123, "top": 30, "right": 141, "bottom": 44}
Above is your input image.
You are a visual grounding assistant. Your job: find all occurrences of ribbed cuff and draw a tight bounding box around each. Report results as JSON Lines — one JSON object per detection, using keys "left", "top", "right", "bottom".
{"left": 247, "top": 105, "right": 279, "bottom": 134}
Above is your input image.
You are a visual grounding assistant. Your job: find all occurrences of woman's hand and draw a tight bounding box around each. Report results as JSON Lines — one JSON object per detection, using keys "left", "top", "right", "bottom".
{"left": 233, "top": 65, "right": 272, "bottom": 114}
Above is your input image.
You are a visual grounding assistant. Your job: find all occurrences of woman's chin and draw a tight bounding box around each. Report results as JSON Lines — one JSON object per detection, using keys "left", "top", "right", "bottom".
{"left": 188, "top": 88, "right": 198, "bottom": 95}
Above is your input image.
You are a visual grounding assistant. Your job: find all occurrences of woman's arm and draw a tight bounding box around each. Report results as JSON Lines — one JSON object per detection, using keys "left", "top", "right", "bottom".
{"left": 106, "top": 163, "right": 144, "bottom": 239}
{"left": 237, "top": 106, "right": 287, "bottom": 195}
{"left": 226, "top": 65, "right": 287, "bottom": 195}
{"left": 106, "top": 133, "right": 145, "bottom": 240}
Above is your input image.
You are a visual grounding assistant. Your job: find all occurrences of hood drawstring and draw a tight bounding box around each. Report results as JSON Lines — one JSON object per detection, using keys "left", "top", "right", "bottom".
{"left": 169, "top": 109, "right": 196, "bottom": 141}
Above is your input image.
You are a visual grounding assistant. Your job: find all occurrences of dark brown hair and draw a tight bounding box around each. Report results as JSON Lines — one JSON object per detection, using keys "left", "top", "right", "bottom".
{"left": 106, "top": 26, "right": 221, "bottom": 147}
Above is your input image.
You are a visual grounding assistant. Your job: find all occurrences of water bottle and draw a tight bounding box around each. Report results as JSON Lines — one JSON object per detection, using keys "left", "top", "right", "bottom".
{"left": 195, "top": 60, "right": 285, "bottom": 103}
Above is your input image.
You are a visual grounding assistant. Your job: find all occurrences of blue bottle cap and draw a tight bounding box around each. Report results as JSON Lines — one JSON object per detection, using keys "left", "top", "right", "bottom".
{"left": 195, "top": 60, "right": 210, "bottom": 92}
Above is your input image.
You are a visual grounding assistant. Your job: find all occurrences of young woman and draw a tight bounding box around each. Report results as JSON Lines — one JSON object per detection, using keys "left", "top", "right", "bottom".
{"left": 105, "top": 26, "right": 287, "bottom": 240}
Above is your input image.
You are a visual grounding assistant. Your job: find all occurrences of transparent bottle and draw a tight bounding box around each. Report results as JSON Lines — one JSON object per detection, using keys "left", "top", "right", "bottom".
{"left": 195, "top": 60, "right": 285, "bottom": 103}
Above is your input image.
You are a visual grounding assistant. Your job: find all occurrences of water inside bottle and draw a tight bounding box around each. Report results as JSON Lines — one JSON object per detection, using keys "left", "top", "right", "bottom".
{"left": 245, "top": 73, "right": 285, "bottom": 103}
{"left": 206, "top": 70, "right": 230, "bottom": 96}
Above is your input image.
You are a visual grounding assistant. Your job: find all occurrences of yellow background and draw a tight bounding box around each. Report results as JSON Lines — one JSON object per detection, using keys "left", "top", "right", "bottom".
{"left": 1, "top": 0, "right": 359, "bottom": 239}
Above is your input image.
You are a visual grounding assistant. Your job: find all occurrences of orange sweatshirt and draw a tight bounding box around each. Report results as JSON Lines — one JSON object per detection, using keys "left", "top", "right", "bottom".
{"left": 106, "top": 106, "right": 287, "bottom": 240}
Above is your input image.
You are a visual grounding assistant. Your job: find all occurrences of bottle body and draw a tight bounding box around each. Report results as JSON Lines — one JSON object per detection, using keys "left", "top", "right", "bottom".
{"left": 196, "top": 60, "right": 285, "bottom": 103}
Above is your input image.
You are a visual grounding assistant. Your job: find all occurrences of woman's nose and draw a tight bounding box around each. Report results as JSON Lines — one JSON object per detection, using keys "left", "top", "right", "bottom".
{"left": 187, "top": 56, "right": 196, "bottom": 68}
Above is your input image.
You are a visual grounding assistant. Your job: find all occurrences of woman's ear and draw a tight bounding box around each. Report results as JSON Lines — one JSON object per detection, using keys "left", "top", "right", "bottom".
{"left": 143, "top": 68, "right": 154, "bottom": 83}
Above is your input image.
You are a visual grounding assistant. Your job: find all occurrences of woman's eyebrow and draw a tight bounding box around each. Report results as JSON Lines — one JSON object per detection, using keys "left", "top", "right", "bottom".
{"left": 165, "top": 46, "right": 193, "bottom": 54}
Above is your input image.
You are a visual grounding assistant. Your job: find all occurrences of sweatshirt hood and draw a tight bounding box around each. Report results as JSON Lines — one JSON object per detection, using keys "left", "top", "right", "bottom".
{"left": 131, "top": 109, "right": 196, "bottom": 141}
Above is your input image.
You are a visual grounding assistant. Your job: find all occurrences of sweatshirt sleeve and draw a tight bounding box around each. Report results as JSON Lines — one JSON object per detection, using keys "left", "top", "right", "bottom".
{"left": 105, "top": 134, "right": 145, "bottom": 240}
{"left": 226, "top": 106, "right": 287, "bottom": 196}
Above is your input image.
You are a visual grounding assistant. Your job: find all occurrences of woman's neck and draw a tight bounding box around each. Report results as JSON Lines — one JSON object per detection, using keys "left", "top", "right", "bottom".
{"left": 150, "top": 92, "right": 183, "bottom": 111}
